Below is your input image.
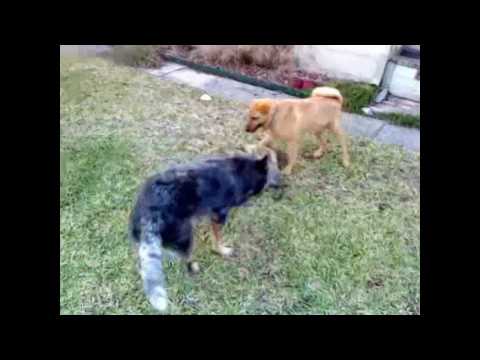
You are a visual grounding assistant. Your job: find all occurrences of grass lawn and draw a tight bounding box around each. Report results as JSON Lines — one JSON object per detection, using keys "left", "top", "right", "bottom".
{"left": 60, "top": 56, "right": 420, "bottom": 315}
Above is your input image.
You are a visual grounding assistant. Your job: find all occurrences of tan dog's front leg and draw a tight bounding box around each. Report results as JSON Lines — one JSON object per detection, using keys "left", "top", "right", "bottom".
{"left": 254, "top": 128, "right": 265, "bottom": 141}
{"left": 283, "top": 141, "right": 299, "bottom": 175}
{"left": 244, "top": 133, "right": 273, "bottom": 154}
{"left": 258, "top": 133, "right": 273, "bottom": 149}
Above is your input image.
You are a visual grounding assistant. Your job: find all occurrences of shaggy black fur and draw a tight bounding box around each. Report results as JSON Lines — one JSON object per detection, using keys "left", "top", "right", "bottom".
{"left": 128, "top": 154, "right": 280, "bottom": 311}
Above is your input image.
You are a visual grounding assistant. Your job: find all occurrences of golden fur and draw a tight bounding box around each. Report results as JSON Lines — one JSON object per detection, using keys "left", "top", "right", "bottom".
{"left": 245, "top": 87, "right": 350, "bottom": 175}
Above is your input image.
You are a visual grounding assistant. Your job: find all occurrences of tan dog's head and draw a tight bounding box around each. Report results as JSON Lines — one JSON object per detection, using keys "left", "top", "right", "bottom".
{"left": 245, "top": 99, "right": 275, "bottom": 133}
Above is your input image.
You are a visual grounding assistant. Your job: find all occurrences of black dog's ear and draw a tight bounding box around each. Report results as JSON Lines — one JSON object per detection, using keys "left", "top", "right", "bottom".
{"left": 256, "top": 155, "right": 269, "bottom": 170}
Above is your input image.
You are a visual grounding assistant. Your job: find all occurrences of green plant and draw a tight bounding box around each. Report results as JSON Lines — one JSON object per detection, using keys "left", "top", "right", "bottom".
{"left": 298, "top": 82, "right": 378, "bottom": 115}
{"left": 326, "top": 81, "right": 377, "bottom": 114}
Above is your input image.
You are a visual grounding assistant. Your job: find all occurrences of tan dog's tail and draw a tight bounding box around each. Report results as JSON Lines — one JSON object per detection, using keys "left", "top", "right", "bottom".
{"left": 311, "top": 87, "right": 343, "bottom": 105}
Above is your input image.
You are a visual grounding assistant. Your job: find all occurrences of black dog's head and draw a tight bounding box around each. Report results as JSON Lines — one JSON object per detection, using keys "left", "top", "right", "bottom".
{"left": 249, "top": 155, "right": 280, "bottom": 191}
{"left": 227, "top": 153, "right": 281, "bottom": 196}
{"left": 246, "top": 149, "right": 281, "bottom": 190}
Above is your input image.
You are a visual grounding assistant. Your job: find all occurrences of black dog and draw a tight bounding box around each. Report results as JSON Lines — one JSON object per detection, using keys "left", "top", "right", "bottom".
{"left": 129, "top": 153, "right": 280, "bottom": 312}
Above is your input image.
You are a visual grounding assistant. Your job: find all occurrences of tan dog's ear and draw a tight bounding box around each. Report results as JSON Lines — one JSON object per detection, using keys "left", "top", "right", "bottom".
{"left": 253, "top": 99, "right": 273, "bottom": 115}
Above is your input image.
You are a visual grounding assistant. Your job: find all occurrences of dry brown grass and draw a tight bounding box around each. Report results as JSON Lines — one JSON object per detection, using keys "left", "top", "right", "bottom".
{"left": 156, "top": 45, "right": 294, "bottom": 70}
{"left": 109, "top": 46, "right": 163, "bottom": 67}
{"left": 188, "top": 45, "right": 294, "bottom": 70}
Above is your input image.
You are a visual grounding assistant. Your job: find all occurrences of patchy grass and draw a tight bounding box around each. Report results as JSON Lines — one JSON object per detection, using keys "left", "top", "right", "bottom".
{"left": 376, "top": 112, "right": 420, "bottom": 129}
{"left": 60, "top": 56, "right": 420, "bottom": 315}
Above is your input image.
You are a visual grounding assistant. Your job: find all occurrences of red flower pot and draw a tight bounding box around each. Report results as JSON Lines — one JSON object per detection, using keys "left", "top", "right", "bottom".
{"left": 290, "top": 78, "right": 317, "bottom": 90}
{"left": 291, "top": 78, "right": 304, "bottom": 89}
{"left": 301, "top": 80, "right": 316, "bottom": 89}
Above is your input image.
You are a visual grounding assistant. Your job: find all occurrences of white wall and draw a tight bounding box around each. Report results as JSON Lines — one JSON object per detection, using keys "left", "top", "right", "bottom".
{"left": 294, "top": 45, "right": 393, "bottom": 85}
{"left": 60, "top": 45, "right": 109, "bottom": 57}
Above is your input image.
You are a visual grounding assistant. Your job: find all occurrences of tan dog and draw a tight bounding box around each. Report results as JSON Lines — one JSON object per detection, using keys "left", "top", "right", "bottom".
{"left": 245, "top": 87, "right": 350, "bottom": 175}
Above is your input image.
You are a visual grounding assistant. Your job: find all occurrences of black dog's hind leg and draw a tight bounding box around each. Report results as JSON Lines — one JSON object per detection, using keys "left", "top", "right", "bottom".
{"left": 175, "top": 220, "right": 200, "bottom": 275}
{"left": 186, "top": 245, "right": 200, "bottom": 274}
{"left": 211, "top": 209, "right": 234, "bottom": 257}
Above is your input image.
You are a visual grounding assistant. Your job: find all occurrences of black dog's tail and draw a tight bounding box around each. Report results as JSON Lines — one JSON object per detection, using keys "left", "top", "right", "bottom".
{"left": 134, "top": 220, "right": 168, "bottom": 312}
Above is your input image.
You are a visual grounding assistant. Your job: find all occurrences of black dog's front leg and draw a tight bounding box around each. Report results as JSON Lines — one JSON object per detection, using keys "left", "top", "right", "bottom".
{"left": 211, "top": 209, "right": 233, "bottom": 257}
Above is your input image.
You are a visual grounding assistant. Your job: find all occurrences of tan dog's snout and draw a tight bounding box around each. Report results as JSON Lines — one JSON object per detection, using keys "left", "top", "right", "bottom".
{"left": 245, "top": 116, "right": 264, "bottom": 133}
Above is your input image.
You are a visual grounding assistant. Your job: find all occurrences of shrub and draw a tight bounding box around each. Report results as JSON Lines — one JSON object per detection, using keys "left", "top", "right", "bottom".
{"left": 188, "top": 45, "right": 294, "bottom": 70}
{"left": 109, "top": 45, "right": 162, "bottom": 67}
{"left": 326, "top": 81, "right": 377, "bottom": 114}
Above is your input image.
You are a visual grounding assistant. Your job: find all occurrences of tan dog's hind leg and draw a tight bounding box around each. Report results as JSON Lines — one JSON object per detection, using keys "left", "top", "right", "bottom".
{"left": 211, "top": 222, "right": 233, "bottom": 257}
{"left": 313, "top": 132, "right": 329, "bottom": 159}
{"left": 283, "top": 141, "right": 299, "bottom": 175}
{"left": 332, "top": 124, "right": 350, "bottom": 168}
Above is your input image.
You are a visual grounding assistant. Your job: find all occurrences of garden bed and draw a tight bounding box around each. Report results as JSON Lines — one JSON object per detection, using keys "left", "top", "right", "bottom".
{"left": 156, "top": 46, "right": 378, "bottom": 114}
{"left": 158, "top": 45, "right": 329, "bottom": 89}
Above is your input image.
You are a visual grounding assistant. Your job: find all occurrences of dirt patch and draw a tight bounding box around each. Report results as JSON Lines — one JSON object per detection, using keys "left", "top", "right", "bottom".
{"left": 367, "top": 278, "right": 384, "bottom": 288}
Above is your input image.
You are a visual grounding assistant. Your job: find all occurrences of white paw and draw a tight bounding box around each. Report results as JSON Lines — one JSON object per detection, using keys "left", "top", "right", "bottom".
{"left": 189, "top": 261, "right": 200, "bottom": 274}
{"left": 149, "top": 287, "right": 168, "bottom": 312}
{"left": 218, "top": 246, "right": 234, "bottom": 257}
{"left": 313, "top": 150, "right": 324, "bottom": 158}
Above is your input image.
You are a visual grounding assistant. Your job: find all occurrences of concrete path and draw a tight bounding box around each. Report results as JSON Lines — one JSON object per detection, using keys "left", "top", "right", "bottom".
{"left": 364, "top": 95, "right": 420, "bottom": 117}
{"left": 145, "top": 63, "right": 420, "bottom": 152}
